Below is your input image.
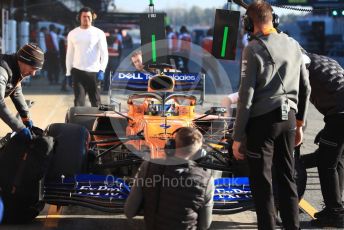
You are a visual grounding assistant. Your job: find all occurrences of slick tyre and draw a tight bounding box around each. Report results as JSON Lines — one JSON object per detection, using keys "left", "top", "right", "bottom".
{"left": 65, "top": 107, "right": 100, "bottom": 131}
{"left": 45, "top": 123, "right": 90, "bottom": 181}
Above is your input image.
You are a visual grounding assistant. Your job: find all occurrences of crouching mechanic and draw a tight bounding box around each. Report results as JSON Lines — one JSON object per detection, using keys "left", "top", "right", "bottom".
{"left": 0, "top": 43, "right": 44, "bottom": 140}
{"left": 303, "top": 52, "right": 344, "bottom": 228}
{"left": 125, "top": 127, "right": 214, "bottom": 230}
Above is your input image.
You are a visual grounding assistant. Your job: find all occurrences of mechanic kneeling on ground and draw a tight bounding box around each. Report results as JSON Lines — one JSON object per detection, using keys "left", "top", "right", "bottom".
{"left": 125, "top": 127, "right": 214, "bottom": 230}
{"left": 0, "top": 43, "right": 44, "bottom": 141}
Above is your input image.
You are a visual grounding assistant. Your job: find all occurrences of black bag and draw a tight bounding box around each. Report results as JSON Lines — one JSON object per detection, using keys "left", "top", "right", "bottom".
{"left": 0, "top": 127, "right": 54, "bottom": 224}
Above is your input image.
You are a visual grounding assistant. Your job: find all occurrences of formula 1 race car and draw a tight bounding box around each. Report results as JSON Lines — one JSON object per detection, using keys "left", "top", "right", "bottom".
{"left": 0, "top": 67, "right": 308, "bottom": 224}
{"left": 47, "top": 69, "right": 255, "bottom": 214}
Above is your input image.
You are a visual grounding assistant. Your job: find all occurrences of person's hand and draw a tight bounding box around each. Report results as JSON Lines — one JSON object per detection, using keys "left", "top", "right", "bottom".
{"left": 16, "top": 128, "right": 32, "bottom": 140}
{"left": 295, "top": 126, "right": 303, "bottom": 146}
{"left": 22, "top": 118, "right": 33, "bottom": 129}
{"left": 232, "top": 141, "right": 245, "bottom": 160}
{"left": 66, "top": 75, "right": 73, "bottom": 87}
{"left": 97, "top": 70, "right": 104, "bottom": 81}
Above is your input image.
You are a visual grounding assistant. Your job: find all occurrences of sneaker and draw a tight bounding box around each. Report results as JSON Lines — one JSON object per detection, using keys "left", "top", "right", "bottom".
{"left": 314, "top": 208, "right": 331, "bottom": 219}
{"left": 314, "top": 207, "right": 344, "bottom": 219}
{"left": 311, "top": 216, "right": 344, "bottom": 228}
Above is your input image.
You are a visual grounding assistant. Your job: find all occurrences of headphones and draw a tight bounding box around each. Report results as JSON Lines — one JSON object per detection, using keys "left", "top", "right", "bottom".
{"left": 243, "top": 12, "right": 279, "bottom": 33}
{"left": 164, "top": 128, "right": 206, "bottom": 160}
{"left": 76, "top": 7, "right": 97, "bottom": 23}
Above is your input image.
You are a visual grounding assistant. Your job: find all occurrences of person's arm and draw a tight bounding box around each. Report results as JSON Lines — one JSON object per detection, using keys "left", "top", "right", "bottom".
{"left": 232, "top": 46, "right": 257, "bottom": 142}
{"left": 295, "top": 53, "right": 311, "bottom": 146}
{"left": 296, "top": 55, "right": 311, "bottom": 124}
{"left": 221, "top": 92, "right": 239, "bottom": 116}
{"left": 197, "top": 176, "right": 214, "bottom": 230}
{"left": 124, "top": 161, "right": 148, "bottom": 218}
{"left": 10, "top": 84, "right": 30, "bottom": 119}
{"left": 0, "top": 69, "right": 25, "bottom": 132}
{"left": 99, "top": 31, "right": 109, "bottom": 72}
{"left": 232, "top": 47, "right": 257, "bottom": 160}
{"left": 65, "top": 32, "right": 74, "bottom": 76}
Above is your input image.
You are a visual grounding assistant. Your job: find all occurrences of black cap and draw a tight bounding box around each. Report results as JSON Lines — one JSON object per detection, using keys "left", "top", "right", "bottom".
{"left": 17, "top": 43, "right": 44, "bottom": 69}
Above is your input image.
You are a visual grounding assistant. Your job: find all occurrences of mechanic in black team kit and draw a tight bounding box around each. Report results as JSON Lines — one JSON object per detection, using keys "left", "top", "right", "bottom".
{"left": 231, "top": 1, "right": 311, "bottom": 230}
{"left": 66, "top": 7, "right": 108, "bottom": 107}
{"left": 125, "top": 127, "right": 214, "bottom": 230}
{"left": 0, "top": 43, "right": 44, "bottom": 141}
{"left": 302, "top": 52, "right": 344, "bottom": 228}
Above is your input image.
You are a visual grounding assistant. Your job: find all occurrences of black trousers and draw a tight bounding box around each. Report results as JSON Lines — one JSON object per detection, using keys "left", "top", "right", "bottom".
{"left": 46, "top": 51, "right": 60, "bottom": 84}
{"left": 104, "top": 56, "right": 120, "bottom": 91}
{"left": 71, "top": 68, "right": 101, "bottom": 107}
{"left": 246, "top": 108, "right": 299, "bottom": 230}
{"left": 317, "top": 114, "right": 344, "bottom": 211}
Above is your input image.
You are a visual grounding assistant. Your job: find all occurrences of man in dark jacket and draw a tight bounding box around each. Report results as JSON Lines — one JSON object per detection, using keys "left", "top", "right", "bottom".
{"left": 124, "top": 127, "right": 214, "bottom": 230}
{"left": 304, "top": 52, "right": 344, "bottom": 228}
{"left": 0, "top": 43, "right": 44, "bottom": 140}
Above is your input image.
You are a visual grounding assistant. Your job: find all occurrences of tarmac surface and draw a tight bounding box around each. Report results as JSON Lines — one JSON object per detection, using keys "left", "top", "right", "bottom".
{"left": 0, "top": 75, "right": 327, "bottom": 229}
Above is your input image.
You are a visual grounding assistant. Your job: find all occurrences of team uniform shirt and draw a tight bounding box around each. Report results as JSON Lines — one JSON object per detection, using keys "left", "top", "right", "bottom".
{"left": 0, "top": 55, "right": 29, "bottom": 132}
{"left": 66, "top": 26, "right": 108, "bottom": 76}
{"left": 306, "top": 53, "right": 344, "bottom": 117}
{"left": 233, "top": 32, "right": 311, "bottom": 141}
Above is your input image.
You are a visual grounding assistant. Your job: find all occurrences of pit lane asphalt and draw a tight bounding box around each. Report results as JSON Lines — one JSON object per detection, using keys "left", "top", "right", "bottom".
{"left": 0, "top": 76, "right": 325, "bottom": 230}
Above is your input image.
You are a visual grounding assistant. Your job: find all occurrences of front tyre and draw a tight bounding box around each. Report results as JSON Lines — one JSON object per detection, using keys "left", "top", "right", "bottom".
{"left": 44, "top": 123, "right": 90, "bottom": 181}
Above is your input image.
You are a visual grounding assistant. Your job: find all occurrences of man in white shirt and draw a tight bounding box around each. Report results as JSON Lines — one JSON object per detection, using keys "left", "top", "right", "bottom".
{"left": 66, "top": 7, "right": 108, "bottom": 107}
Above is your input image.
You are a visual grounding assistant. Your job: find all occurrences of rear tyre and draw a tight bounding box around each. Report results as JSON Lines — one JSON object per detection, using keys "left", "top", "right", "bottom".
{"left": 65, "top": 106, "right": 100, "bottom": 131}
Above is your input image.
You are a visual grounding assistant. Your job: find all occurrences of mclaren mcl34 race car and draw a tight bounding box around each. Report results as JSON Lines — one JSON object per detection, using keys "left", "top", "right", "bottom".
{"left": 0, "top": 66, "right": 309, "bottom": 224}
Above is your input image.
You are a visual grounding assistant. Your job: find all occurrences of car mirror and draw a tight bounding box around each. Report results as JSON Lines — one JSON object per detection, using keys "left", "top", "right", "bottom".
{"left": 205, "top": 107, "right": 226, "bottom": 116}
